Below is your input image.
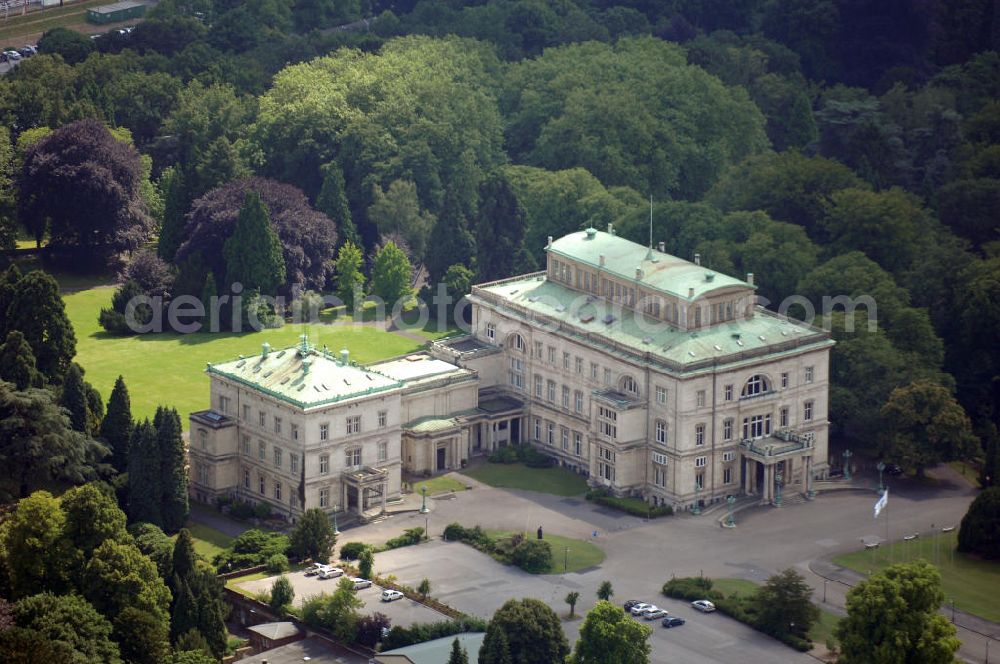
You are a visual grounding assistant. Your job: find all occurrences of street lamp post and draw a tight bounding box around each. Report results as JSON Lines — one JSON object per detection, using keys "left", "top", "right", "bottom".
{"left": 419, "top": 485, "right": 429, "bottom": 514}
{"left": 823, "top": 579, "right": 828, "bottom": 603}
{"left": 843, "top": 449, "right": 853, "bottom": 481}
{"left": 692, "top": 481, "right": 701, "bottom": 516}
{"left": 877, "top": 461, "right": 886, "bottom": 494}
{"left": 564, "top": 546, "right": 569, "bottom": 572}
{"left": 332, "top": 504, "right": 340, "bottom": 535}
{"left": 806, "top": 467, "right": 815, "bottom": 499}
{"left": 775, "top": 472, "right": 783, "bottom": 507}
{"left": 726, "top": 495, "right": 736, "bottom": 527}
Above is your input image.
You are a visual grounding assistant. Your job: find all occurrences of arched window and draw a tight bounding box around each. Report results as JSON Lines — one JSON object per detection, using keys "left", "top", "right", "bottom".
{"left": 741, "top": 374, "right": 770, "bottom": 398}
{"left": 620, "top": 375, "right": 639, "bottom": 397}
{"left": 508, "top": 333, "right": 526, "bottom": 353}
{"left": 655, "top": 419, "right": 667, "bottom": 444}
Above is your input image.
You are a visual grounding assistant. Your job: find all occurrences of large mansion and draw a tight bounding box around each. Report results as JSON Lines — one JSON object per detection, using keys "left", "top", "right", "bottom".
{"left": 189, "top": 227, "right": 833, "bottom": 520}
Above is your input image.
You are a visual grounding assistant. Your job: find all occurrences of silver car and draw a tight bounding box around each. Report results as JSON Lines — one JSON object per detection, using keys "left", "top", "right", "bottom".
{"left": 691, "top": 599, "right": 716, "bottom": 613}
{"left": 352, "top": 577, "right": 372, "bottom": 590}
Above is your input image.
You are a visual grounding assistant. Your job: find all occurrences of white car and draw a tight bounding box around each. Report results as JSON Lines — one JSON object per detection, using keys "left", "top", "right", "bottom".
{"left": 642, "top": 607, "right": 668, "bottom": 620}
{"left": 630, "top": 603, "right": 653, "bottom": 616}
{"left": 352, "top": 577, "right": 372, "bottom": 590}
{"left": 304, "top": 563, "right": 324, "bottom": 576}
{"left": 381, "top": 589, "right": 404, "bottom": 602}
{"left": 691, "top": 600, "right": 716, "bottom": 613}
{"left": 318, "top": 566, "right": 344, "bottom": 579}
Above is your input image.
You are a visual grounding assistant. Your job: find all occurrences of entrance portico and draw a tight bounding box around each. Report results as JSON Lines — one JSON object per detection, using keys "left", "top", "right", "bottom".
{"left": 741, "top": 431, "right": 816, "bottom": 505}
{"left": 342, "top": 466, "right": 389, "bottom": 519}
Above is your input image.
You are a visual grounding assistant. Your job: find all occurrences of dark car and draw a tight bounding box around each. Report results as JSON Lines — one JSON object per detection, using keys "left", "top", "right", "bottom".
{"left": 623, "top": 600, "right": 641, "bottom": 612}
{"left": 662, "top": 616, "right": 686, "bottom": 628}
{"left": 885, "top": 463, "right": 903, "bottom": 476}
{"left": 828, "top": 468, "right": 844, "bottom": 478}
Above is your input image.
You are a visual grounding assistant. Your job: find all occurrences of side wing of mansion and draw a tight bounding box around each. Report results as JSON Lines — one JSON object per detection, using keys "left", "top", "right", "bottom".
{"left": 189, "top": 227, "right": 833, "bottom": 521}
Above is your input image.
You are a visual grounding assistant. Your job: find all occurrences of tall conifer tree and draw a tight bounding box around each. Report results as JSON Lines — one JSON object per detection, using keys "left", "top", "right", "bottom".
{"left": 223, "top": 191, "right": 285, "bottom": 295}
{"left": 157, "top": 166, "right": 188, "bottom": 262}
{"left": 0, "top": 330, "right": 44, "bottom": 389}
{"left": 60, "top": 364, "right": 89, "bottom": 433}
{"left": 317, "top": 162, "right": 361, "bottom": 248}
{"left": 128, "top": 420, "right": 162, "bottom": 526}
{"left": 427, "top": 189, "right": 476, "bottom": 285}
{"left": 158, "top": 407, "right": 189, "bottom": 533}
{"left": 100, "top": 376, "right": 133, "bottom": 474}
{"left": 6, "top": 270, "right": 76, "bottom": 381}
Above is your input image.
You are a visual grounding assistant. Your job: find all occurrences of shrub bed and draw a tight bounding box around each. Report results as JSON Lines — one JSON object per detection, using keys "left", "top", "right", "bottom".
{"left": 488, "top": 444, "right": 554, "bottom": 468}
{"left": 586, "top": 489, "right": 673, "bottom": 517}
{"left": 662, "top": 577, "right": 811, "bottom": 652}
{"left": 443, "top": 523, "right": 553, "bottom": 573}
{"left": 213, "top": 529, "right": 290, "bottom": 571}
{"left": 381, "top": 618, "right": 488, "bottom": 650}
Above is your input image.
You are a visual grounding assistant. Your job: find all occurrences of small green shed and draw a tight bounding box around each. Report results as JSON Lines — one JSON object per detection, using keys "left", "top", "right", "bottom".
{"left": 86, "top": 0, "right": 146, "bottom": 25}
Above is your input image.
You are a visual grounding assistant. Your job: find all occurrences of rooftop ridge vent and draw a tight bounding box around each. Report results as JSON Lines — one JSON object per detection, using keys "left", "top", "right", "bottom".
{"left": 252, "top": 365, "right": 262, "bottom": 373}
{"left": 280, "top": 377, "right": 290, "bottom": 385}
{"left": 579, "top": 313, "right": 595, "bottom": 323}
{"left": 705, "top": 272, "right": 715, "bottom": 282}
{"left": 758, "top": 335, "right": 766, "bottom": 341}
{"left": 713, "top": 344, "right": 722, "bottom": 351}
{"left": 528, "top": 295, "right": 540, "bottom": 302}
{"left": 642, "top": 337, "right": 653, "bottom": 344}
{"left": 236, "top": 360, "right": 246, "bottom": 368}
{"left": 263, "top": 370, "right": 273, "bottom": 378}
{"left": 602, "top": 314, "right": 616, "bottom": 324}
{"left": 554, "top": 304, "right": 566, "bottom": 312}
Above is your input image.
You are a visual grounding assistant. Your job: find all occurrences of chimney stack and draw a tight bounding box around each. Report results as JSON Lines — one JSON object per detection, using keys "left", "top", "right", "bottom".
{"left": 262, "top": 342, "right": 270, "bottom": 358}
{"left": 607, "top": 223, "right": 614, "bottom": 234}
{"left": 747, "top": 272, "right": 755, "bottom": 286}
{"left": 658, "top": 241, "right": 665, "bottom": 252}
{"left": 688, "top": 287, "right": 695, "bottom": 299}
{"left": 546, "top": 235, "right": 553, "bottom": 248}
{"left": 635, "top": 267, "right": 643, "bottom": 280}
{"left": 694, "top": 253, "right": 701, "bottom": 266}
{"left": 599, "top": 254, "right": 606, "bottom": 267}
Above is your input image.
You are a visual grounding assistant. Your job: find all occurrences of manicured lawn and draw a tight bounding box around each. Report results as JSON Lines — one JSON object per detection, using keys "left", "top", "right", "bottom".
{"left": 832, "top": 530, "right": 1000, "bottom": 622}
{"left": 948, "top": 460, "right": 980, "bottom": 486}
{"left": 412, "top": 475, "right": 469, "bottom": 495}
{"left": 179, "top": 522, "right": 235, "bottom": 562}
{"left": 712, "top": 577, "right": 759, "bottom": 597}
{"left": 487, "top": 530, "right": 605, "bottom": 574}
{"left": 460, "top": 463, "right": 588, "bottom": 496}
{"left": 62, "top": 287, "right": 425, "bottom": 426}
{"left": 809, "top": 608, "right": 841, "bottom": 648}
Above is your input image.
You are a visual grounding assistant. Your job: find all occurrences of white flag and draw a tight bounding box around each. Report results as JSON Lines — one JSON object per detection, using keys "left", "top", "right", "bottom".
{"left": 874, "top": 487, "right": 888, "bottom": 519}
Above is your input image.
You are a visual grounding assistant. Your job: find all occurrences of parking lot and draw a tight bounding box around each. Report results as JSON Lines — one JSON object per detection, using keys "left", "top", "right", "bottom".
{"left": 235, "top": 568, "right": 446, "bottom": 628}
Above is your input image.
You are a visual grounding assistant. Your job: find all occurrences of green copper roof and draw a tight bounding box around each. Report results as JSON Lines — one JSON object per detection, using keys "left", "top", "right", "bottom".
{"left": 472, "top": 277, "right": 832, "bottom": 372}
{"left": 547, "top": 229, "right": 752, "bottom": 300}
{"left": 206, "top": 342, "right": 402, "bottom": 410}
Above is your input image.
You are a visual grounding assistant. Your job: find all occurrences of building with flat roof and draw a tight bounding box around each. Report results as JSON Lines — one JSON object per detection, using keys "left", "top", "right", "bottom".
{"left": 432, "top": 226, "right": 833, "bottom": 510}
{"left": 374, "top": 632, "right": 485, "bottom": 664}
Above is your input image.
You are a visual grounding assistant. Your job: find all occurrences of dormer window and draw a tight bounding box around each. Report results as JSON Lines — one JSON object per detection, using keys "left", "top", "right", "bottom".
{"left": 741, "top": 375, "right": 770, "bottom": 398}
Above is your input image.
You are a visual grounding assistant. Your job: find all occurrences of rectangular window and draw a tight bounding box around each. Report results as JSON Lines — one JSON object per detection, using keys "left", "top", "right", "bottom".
{"left": 219, "top": 395, "right": 231, "bottom": 414}
{"left": 486, "top": 323, "right": 496, "bottom": 342}
{"left": 563, "top": 352, "right": 571, "bottom": 370}
{"left": 696, "top": 456, "right": 707, "bottom": 468}
{"left": 562, "top": 385, "right": 570, "bottom": 408}
{"left": 591, "top": 362, "right": 599, "bottom": 380}
{"left": 259, "top": 411, "right": 266, "bottom": 427}
{"left": 378, "top": 441, "right": 388, "bottom": 462}
{"left": 804, "top": 401, "right": 814, "bottom": 421}
{"left": 805, "top": 366, "right": 814, "bottom": 384}
{"left": 723, "top": 467, "right": 733, "bottom": 485}
{"left": 346, "top": 415, "right": 361, "bottom": 435}
{"left": 243, "top": 468, "right": 250, "bottom": 489}
{"left": 561, "top": 427, "right": 569, "bottom": 450}
{"left": 259, "top": 474, "right": 265, "bottom": 494}
{"left": 509, "top": 357, "right": 525, "bottom": 390}
{"left": 273, "top": 447, "right": 282, "bottom": 468}
{"left": 652, "top": 451, "right": 668, "bottom": 465}
{"left": 574, "top": 391, "right": 584, "bottom": 414}
{"left": 346, "top": 448, "right": 361, "bottom": 467}
{"left": 242, "top": 404, "right": 250, "bottom": 421}
{"left": 724, "top": 385, "right": 733, "bottom": 401}
{"left": 274, "top": 417, "right": 282, "bottom": 435}
{"left": 291, "top": 424, "right": 299, "bottom": 441}
{"left": 274, "top": 481, "right": 282, "bottom": 501}
{"left": 781, "top": 372, "right": 789, "bottom": 389}
{"left": 575, "top": 357, "right": 583, "bottom": 374}
{"left": 547, "top": 380, "right": 556, "bottom": 402}
{"left": 780, "top": 406, "right": 789, "bottom": 428}
{"left": 723, "top": 419, "right": 733, "bottom": 441}
{"left": 534, "top": 341, "right": 544, "bottom": 358}
{"left": 548, "top": 346, "right": 556, "bottom": 363}
{"left": 319, "top": 423, "right": 329, "bottom": 441}
{"left": 695, "top": 424, "right": 705, "bottom": 446}
{"left": 197, "top": 463, "right": 208, "bottom": 484}
{"left": 290, "top": 453, "right": 299, "bottom": 474}
{"left": 534, "top": 374, "right": 543, "bottom": 398}
{"left": 241, "top": 435, "right": 251, "bottom": 456}
{"left": 531, "top": 418, "right": 540, "bottom": 441}
{"left": 258, "top": 441, "right": 266, "bottom": 461}
{"left": 378, "top": 410, "right": 387, "bottom": 428}
{"left": 598, "top": 406, "right": 617, "bottom": 440}
{"left": 574, "top": 432, "right": 582, "bottom": 456}
{"left": 655, "top": 420, "right": 667, "bottom": 444}
{"left": 319, "top": 488, "right": 329, "bottom": 508}
{"left": 546, "top": 422, "right": 555, "bottom": 445}
{"left": 290, "top": 494, "right": 298, "bottom": 510}
{"left": 654, "top": 467, "right": 666, "bottom": 487}
{"left": 696, "top": 390, "right": 706, "bottom": 408}
{"left": 603, "top": 367, "right": 612, "bottom": 385}
{"left": 723, "top": 451, "right": 736, "bottom": 462}
{"left": 656, "top": 386, "right": 667, "bottom": 405}
{"left": 319, "top": 455, "right": 329, "bottom": 474}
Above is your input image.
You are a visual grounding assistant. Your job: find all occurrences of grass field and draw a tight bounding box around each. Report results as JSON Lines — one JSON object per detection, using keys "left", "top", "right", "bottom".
{"left": 412, "top": 475, "right": 469, "bottom": 495}
{"left": 0, "top": 0, "right": 111, "bottom": 42}
{"left": 62, "top": 287, "right": 425, "bottom": 425}
{"left": 947, "top": 460, "right": 980, "bottom": 486}
{"left": 181, "top": 522, "right": 236, "bottom": 562}
{"left": 832, "top": 530, "right": 1000, "bottom": 622}
{"left": 712, "top": 577, "right": 759, "bottom": 597}
{"left": 487, "top": 529, "right": 605, "bottom": 573}
{"left": 460, "top": 463, "right": 589, "bottom": 496}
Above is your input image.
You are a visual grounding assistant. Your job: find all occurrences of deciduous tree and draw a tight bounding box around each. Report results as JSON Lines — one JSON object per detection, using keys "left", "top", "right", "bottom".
{"left": 368, "top": 180, "right": 435, "bottom": 265}
{"left": 2, "top": 491, "right": 67, "bottom": 598}
{"left": 569, "top": 600, "right": 651, "bottom": 664}
{"left": 596, "top": 581, "right": 613, "bottom": 602}
{"left": 958, "top": 486, "right": 1000, "bottom": 558}
{"left": 14, "top": 593, "right": 121, "bottom": 663}
{"left": 480, "top": 598, "right": 568, "bottom": 664}
{"left": 371, "top": 241, "right": 413, "bottom": 309}
{"left": 334, "top": 241, "right": 364, "bottom": 311}
{"left": 270, "top": 575, "right": 295, "bottom": 613}
{"left": 836, "top": 561, "right": 959, "bottom": 664}
{"left": 60, "top": 483, "right": 128, "bottom": 583}
{"left": 565, "top": 591, "right": 579, "bottom": 618}
{"left": 752, "top": 569, "right": 818, "bottom": 642}
{"left": 290, "top": 507, "right": 336, "bottom": 564}
{"left": 0, "top": 331, "right": 45, "bottom": 390}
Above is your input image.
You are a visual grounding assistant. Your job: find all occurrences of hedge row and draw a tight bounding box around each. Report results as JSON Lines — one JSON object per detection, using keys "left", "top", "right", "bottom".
{"left": 586, "top": 489, "right": 673, "bottom": 518}
{"left": 381, "top": 617, "right": 488, "bottom": 651}
{"left": 488, "top": 444, "right": 554, "bottom": 467}
{"left": 443, "top": 523, "right": 554, "bottom": 573}
{"left": 339, "top": 527, "right": 426, "bottom": 560}
{"left": 661, "top": 577, "right": 811, "bottom": 652}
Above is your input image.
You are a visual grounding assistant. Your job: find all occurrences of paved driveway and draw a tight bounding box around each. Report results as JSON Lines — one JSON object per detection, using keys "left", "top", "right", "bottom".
{"left": 235, "top": 569, "right": 446, "bottom": 628}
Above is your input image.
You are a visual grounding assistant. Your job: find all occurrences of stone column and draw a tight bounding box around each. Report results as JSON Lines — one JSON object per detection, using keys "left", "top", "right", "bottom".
{"left": 381, "top": 480, "right": 387, "bottom": 513}
{"left": 744, "top": 458, "right": 752, "bottom": 495}
{"left": 763, "top": 464, "right": 772, "bottom": 503}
